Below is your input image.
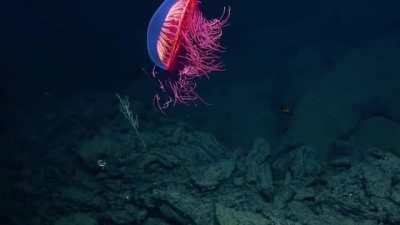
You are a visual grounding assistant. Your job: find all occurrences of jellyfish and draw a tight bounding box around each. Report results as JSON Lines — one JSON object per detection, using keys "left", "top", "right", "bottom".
{"left": 146, "top": 0, "right": 230, "bottom": 111}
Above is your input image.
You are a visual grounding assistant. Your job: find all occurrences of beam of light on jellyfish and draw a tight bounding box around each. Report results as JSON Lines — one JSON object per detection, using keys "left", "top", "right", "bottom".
{"left": 146, "top": 0, "right": 230, "bottom": 112}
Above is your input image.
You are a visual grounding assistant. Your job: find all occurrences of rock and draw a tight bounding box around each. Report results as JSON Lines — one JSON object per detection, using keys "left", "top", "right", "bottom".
{"left": 55, "top": 213, "right": 97, "bottom": 225}
{"left": 369, "top": 196, "right": 400, "bottom": 222}
{"left": 77, "top": 135, "right": 132, "bottom": 171}
{"left": 151, "top": 189, "right": 214, "bottom": 225}
{"left": 58, "top": 186, "right": 101, "bottom": 209}
{"left": 232, "top": 177, "right": 245, "bottom": 186}
{"left": 364, "top": 39, "right": 400, "bottom": 124}
{"left": 363, "top": 148, "right": 400, "bottom": 181}
{"left": 350, "top": 116, "right": 400, "bottom": 156}
{"left": 294, "top": 187, "right": 316, "bottom": 201}
{"left": 274, "top": 187, "right": 295, "bottom": 209}
{"left": 140, "top": 153, "right": 179, "bottom": 173}
{"left": 287, "top": 201, "right": 320, "bottom": 225}
{"left": 190, "top": 158, "right": 236, "bottom": 191}
{"left": 246, "top": 138, "right": 271, "bottom": 183}
{"left": 331, "top": 140, "right": 361, "bottom": 159}
{"left": 280, "top": 88, "right": 360, "bottom": 158}
{"left": 106, "top": 205, "right": 147, "bottom": 225}
{"left": 329, "top": 157, "right": 353, "bottom": 170}
{"left": 144, "top": 218, "right": 170, "bottom": 225}
{"left": 291, "top": 146, "right": 323, "bottom": 179}
{"left": 77, "top": 136, "right": 113, "bottom": 171}
{"left": 215, "top": 204, "right": 273, "bottom": 225}
{"left": 391, "top": 184, "right": 400, "bottom": 204}
{"left": 361, "top": 162, "right": 391, "bottom": 198}
{"left": 317, "top": 165, "right": 372, "bottom": 218}
{"left": 148, "top": 126, "right": 227, "bottom": 167}
{"left": 281, "top": 38, "right": 400, "bottom": 158}
{"left": 247, "top": 138, "right": 271, "bottom": 164}
{"left": 317, "top": 149, "right": 400, "bottom": 223}
{"left": 255, "top": 162, "right": 274, "bottom": 201}
{"left": 273, "top": 146, "right": 323, "bottom": 181}
{"left": 243, "top": 138, "right": 274, "bottom": 200}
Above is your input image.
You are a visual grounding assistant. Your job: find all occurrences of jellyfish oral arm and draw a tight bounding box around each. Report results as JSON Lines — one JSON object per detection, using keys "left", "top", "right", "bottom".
{"left": 179, "top": 6, "right": 231, "bottom": 77}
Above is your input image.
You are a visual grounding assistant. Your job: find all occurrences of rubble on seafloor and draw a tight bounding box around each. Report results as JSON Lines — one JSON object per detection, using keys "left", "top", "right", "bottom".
{"left": 7, "top": 100, "right": 400, "bottom": 225}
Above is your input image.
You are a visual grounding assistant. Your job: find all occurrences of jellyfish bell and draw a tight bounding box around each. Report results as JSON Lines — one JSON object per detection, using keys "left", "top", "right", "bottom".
{"left": 146, "top": 0, "right": 230, "bottom": 110}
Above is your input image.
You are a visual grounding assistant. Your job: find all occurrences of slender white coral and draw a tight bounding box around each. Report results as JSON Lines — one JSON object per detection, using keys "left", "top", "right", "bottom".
{"left": 116, "top": 94, "right": 146, "bottom": 149}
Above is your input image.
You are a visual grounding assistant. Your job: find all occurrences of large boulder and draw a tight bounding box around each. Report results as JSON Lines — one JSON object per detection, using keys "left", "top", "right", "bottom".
{"left": 350, "top": 116, "right": 400, "bottom": 156}
{"left": 281, "top": 38, "right": 400, "bottom": 158}
{"left": 215, "top": 204, "right": 273, "bottom": 225}
{"left": 55, "top": 213, "right": 97, "bottom": 225}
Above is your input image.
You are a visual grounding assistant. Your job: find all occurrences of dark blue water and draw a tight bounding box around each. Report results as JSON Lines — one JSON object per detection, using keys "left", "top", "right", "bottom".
{"left": 2, "top": 1, "right": 400, "bottom": 224}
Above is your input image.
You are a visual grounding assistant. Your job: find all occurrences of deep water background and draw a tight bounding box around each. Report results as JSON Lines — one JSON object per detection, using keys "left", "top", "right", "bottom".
{"left": 2, "top": 0, "right": 400, "bottom": 225}
{"left": 3, "top": 0, "right": 400, "bottom": 146}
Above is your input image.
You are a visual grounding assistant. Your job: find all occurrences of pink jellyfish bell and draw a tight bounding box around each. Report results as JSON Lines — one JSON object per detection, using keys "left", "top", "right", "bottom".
{"left": 146, "top": 0, "right": 230, "bottom": 111}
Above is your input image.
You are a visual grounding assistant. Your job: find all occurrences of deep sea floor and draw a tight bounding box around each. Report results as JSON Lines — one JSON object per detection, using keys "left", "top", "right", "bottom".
{"left": 3, "top": 15, "right": 400, "bottom": 225}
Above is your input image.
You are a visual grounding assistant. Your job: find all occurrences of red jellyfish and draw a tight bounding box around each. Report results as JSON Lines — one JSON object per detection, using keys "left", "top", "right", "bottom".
{"left": 146, "top": 0, "right": 230, "bottom": 111}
